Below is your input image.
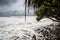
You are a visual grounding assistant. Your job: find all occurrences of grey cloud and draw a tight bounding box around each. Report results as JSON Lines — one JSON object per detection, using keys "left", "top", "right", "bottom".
{"left": 0, "top": 0, "right": 17, "bottom": 5}
{"left": 0, "top": 0, "right": 34, "bottom": 16}
{"left": 0, "top": 10, "right": 24, "bottom": 16}
{"left": 0, "top": 10, "right": 34, "bottom": 17}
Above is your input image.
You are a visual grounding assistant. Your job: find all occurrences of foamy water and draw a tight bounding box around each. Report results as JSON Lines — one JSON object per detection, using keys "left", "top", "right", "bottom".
{"left": 0, "top": 16, "right": 53, "bottom": 40}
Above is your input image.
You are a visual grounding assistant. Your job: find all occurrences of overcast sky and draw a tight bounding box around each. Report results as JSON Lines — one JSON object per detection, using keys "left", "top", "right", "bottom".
{"left": 0, "top": 0, "right": 34, "bottom": 16}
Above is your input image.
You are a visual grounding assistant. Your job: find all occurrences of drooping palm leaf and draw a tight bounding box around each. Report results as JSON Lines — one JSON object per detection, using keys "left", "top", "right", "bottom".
{"left": 25, "top": 0, "right": 27, "bottom": 22}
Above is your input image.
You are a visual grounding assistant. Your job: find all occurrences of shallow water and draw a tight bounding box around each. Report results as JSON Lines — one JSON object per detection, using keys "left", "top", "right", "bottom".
{"left": 0, "top": 16, "right": 53, "bottom": 40}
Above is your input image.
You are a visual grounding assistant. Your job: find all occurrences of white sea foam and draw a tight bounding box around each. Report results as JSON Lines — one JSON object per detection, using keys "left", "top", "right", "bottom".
{"left": 0, "top": 16, "right": 53, "bottom": 40}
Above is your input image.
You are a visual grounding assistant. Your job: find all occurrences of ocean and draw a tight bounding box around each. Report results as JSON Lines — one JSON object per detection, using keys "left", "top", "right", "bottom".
{"left": 0, "top": 16, "right": 53, "bottom": 40}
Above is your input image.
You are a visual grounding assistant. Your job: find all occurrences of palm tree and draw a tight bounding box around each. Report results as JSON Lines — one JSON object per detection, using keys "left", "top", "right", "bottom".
{"left": 25, "top": 0, "right": 60, "bottom": 40}
{"left": 25, "top": 0, "right": 60, "bottom": 22}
